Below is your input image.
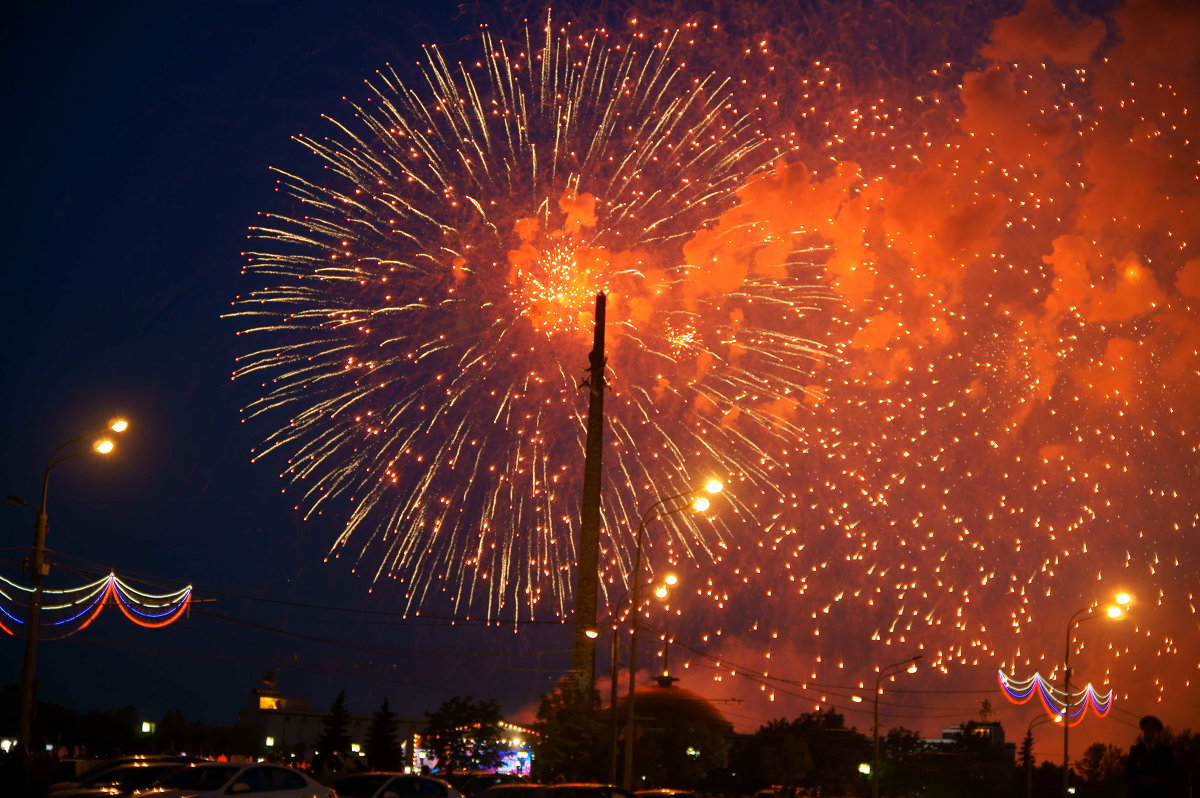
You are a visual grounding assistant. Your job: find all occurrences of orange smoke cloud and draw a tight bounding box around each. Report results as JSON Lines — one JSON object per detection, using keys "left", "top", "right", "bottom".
{"left": 981, "top": 0, "right": 1105, "bottom": 65}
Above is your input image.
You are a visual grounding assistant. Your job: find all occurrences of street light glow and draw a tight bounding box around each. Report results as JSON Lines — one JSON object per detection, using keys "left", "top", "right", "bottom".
{"left": 18, "top": 416, "right": 135, "bottom": 748}
{"left": 691, "top": 496, "right": 711, "bottom": 512}
{"left": 664, "top": 574, "right": 678, "bottom": 586}
{"left": 1105, "top": 605, "right": 1123, "bottom": 619}
{"left": 704, "top": 479, "right": 723, "bottom": 494}
{"left": 1115, "top": 592, "right": 1132, "bottom": 606}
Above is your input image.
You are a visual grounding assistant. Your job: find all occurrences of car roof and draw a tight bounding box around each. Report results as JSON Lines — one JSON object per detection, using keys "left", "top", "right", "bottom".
{"left": 350, "top": 772, "right": 451, "bottom": 780}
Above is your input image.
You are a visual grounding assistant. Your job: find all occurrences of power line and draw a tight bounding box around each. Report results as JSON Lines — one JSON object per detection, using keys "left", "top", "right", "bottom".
{"left": 193, "top": 608, "right": 573, "bottom": 666}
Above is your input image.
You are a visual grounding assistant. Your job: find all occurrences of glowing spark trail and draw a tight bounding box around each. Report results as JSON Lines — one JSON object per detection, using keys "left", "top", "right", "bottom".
{"left": 234, "top": 0, "right": 1200, "bottom": 735}
{"left": 234, "top": 17, "right": 830, "bottom": 619}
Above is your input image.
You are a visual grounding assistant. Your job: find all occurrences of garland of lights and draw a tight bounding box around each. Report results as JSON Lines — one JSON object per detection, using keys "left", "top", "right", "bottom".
{"left": 0, "top": 573, "right": 192, "bottom": 640}
{"left": 997, "top": 670, "right": 1113, "bottom": 726}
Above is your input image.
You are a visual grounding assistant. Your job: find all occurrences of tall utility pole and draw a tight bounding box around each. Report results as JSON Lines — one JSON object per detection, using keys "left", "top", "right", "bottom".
{"left": 572, "top": 293, "right": 606, "bottom": 692}
{"left": 18, "top": 497, "right": 50, "bottom": 748}
{"left": 13, "top": 419, "right": 128, "bottom": 746}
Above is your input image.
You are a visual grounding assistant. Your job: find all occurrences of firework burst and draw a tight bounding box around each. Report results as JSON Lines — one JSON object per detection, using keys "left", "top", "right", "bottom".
{"left": 234, "top": 17, "right": 830, "bottom": 618}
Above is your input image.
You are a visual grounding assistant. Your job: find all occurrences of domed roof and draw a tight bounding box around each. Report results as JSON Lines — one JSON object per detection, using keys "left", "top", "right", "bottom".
{"left": 614, "top": 676, "right": 734, "bottom": 735}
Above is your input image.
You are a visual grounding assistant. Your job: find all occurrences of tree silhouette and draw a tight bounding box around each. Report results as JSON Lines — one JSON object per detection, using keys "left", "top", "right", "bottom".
{"left": 316, "top": 689, "right": 352, "bottom": 757}
{"left": 1076, "top": 742, "right": 1125, "bottom": 796}
{"left": 532, "top": 679, "right": 604, "bottom": 782}
{"left": 367, "top": 697, "right": 402, "bottom": 771}
{"left": 423, "top": 695, "right": 504, "bottom": 773}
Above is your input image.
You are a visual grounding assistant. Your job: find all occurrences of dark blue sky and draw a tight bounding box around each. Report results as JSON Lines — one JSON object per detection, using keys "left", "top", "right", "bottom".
{"left": 0, "top": 0, "right": 570, "bottom": 728}
{"left": 4, "top": 0, "right": 1195, "bottom": 758}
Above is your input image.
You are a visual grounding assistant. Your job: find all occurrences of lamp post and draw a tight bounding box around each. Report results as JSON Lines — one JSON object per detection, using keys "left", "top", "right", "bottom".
{"left": 621, "top": 479, "right": 721, "bottom": 790}
{"left": 1026, "top": 713, "right": 1053, "bottom": 798}
{"left": 603, "top": 572, "right": 675, "bottom": 784}
{"left": 10, "top": 418, "right": 128, "bottom": 747}
{"left": 871, "top": 654, "right": 922, "bottom": 798}
{"left": 1061, "top": 593, "right": 1130, "bottom": 798}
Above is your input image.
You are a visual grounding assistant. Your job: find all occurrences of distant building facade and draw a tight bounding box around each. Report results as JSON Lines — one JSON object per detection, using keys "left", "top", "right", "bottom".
{"left": 237, "top": 671, "right": 424, "bottom": 765}
{"left": 927, "top": 720, "right": 1017, "bottom": 763}
{"left": 236, "top": 671, "right": 533, "bottom": 773}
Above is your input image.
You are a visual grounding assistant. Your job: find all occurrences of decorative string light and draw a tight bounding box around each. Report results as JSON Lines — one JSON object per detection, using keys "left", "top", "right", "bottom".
{"left": 0, "top": 573, "right": 192, "bottom": 639}
{"left": 997, "top": 670, "right": 1113, "bottom": 726}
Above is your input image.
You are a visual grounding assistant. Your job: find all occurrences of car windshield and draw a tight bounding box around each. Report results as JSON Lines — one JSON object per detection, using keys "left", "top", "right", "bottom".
{"left": 157, "top": 764, "right": 240, "bottom": 789}
{"left": 335, "top": 773, "right": 392, "bottom": 797}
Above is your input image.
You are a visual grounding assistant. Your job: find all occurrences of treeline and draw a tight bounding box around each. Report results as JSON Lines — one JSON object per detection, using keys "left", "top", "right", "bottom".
{"left": 0, "top": 685, "right": 263, "bottom": 758}
{"left": 8, "top": 681, "right": 1199, "bottom": 797}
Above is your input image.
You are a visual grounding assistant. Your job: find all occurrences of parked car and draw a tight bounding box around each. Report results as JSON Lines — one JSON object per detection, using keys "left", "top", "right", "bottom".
{"left": 474, "top": 784, "right": 544, "bottom": 798}
{"left": 49, "top": 761, "right": 187, "bottom": 797}
{"left": 459, "top": 774, "right": 526, "bottom": 797}
{"left": 636, "top": 790, "right": 701, "bottom": 798}
{"left": 139, "top": 762, "right": 333, "bottom": 798}
{"left": 528, "top": 784, "right": 634, "bottom": 798}
{"left": 52, "top": 756, "right": 198, "bottom": 792}
{"left": 334, "top": 773, "right": 464, "bottom": 798}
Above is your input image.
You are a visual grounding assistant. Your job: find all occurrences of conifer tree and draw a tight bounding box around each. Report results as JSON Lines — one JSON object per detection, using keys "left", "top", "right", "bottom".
{"left": 316, "top": 689, "right": 352, "bottom": 756}
{"left": 367, "top": 696, "right": 402, "bottom": 770}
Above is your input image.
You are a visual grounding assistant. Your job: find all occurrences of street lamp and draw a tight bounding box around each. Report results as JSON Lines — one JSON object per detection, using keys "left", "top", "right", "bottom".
{"left": 1061, "top": 593, "right": 1130, "bottom": 798}
{"left": 604, "top": 571, "right": 676, "bottom": 784}
{"left": 620, "top": 479, "right": 722, "bottom": 790}
{"left": 871, "top": 654, "right": 922, "bottom": 798}
{"left": 1025, "top": 713, "right": 1054, "bottom": 798}
{"left": 10, "top": 418, "right": 129, "bottom": 747}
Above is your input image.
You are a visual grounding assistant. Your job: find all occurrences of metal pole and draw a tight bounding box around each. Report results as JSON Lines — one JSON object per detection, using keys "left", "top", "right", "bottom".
{"left": 871, "top": 675, "right": 882, "bottom": 798}
{"left": 618, "top": 487, "right": 707, "bottom": 790}
{"left": 572, "top": 293, "right": 607, "bottom": 693}
{"left": 1061, "top": 607, "right": 1091, "bottom": 798}
{"left": 17, "top": 484, "right": 49, "bottom": 749}
{"left": 14, "top": 425, "right": 124, "bottom": 748}
{"left": 621, "top": 515, "right": 647, "bottom": 791}
{"left": 16, "top": 441, "right": 79, "bottom": 749}
{"left": 609, "top": 627, "right": 620, "bottom": 784}
{"left": 1062, "top": 634, "right": 1071, "bottom": 798}
{"left": 1061, "top": 607, "right": 1095, "bottom": 798}
{"left": 1026, "top": 714, "right": 1049, "bottom": 798}
{"left": 871, "top": 656, "right": 921, "bottom": 798}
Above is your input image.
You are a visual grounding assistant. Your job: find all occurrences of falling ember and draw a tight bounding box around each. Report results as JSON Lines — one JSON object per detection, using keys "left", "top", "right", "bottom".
{"left": 234, "top": 16, "right": 830, "bottom": 619}
{"left": 233, "top": 0, "right": 1199, "bottom": 731}
{"left": 639, "top": 0, "right": 1199, "bottom": 729}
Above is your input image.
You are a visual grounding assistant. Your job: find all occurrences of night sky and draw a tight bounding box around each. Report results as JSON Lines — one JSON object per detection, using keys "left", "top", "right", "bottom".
{"left": 2, "top": 0, "right": 1196, "bottom": 766}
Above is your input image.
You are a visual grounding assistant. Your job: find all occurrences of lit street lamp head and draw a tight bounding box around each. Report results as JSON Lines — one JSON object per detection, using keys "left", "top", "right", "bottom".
{"left": 18, "top": 414, "right": 133, "bottom": 748}
{"left": 691, "top": 496, "right": 711, "bottom": 512}
{"left": 653, "top": 576, "right": 678, "bottom": 600}
{"left": 704, "top": 479, "right": 723, "bottom": 494}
